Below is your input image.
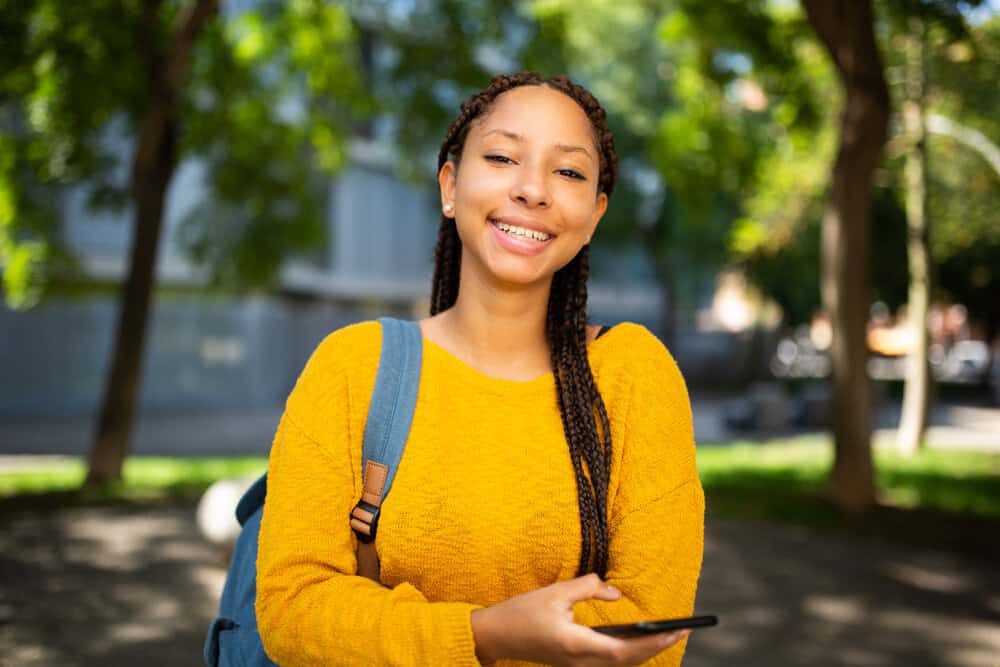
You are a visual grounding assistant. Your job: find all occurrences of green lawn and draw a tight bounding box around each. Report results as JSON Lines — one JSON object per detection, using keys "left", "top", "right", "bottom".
{"left": 697, "top": 436, "right": 1000, "bottom": 523}
{"left": 1, "top": 441, "right": 998, "bottom": 524}
{"left": 0, "top": 456, "right": 268, "bottom": 503}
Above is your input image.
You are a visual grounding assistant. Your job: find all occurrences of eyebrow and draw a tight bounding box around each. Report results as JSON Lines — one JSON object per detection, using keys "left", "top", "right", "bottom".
{"left": 482, "top": 128, "right": 594, "bottom": 162}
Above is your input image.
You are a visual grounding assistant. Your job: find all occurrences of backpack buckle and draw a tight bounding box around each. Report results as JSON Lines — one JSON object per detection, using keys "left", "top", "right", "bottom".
{"left": 350, "top": 500, "right": 380, "bottom": 543}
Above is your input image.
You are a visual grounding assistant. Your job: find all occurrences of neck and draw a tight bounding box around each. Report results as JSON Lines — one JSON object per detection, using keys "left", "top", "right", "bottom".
{"left": 438, "top": 259, "right": 553, "bottom": 380}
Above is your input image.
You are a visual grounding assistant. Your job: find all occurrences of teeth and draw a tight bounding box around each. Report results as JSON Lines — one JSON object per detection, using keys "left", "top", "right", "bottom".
{"left": 493, "top": 220, "right": 552, "bottom": 242}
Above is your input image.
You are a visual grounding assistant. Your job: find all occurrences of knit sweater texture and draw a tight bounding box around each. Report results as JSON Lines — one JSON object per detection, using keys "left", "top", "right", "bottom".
{"left": 256, "top": 320, "right": 705, "bottom": 666}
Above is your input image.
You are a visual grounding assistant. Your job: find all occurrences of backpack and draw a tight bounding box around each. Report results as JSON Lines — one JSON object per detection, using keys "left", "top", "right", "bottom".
{"left": 203, "top": 317, "right": 424, "bottom": 666}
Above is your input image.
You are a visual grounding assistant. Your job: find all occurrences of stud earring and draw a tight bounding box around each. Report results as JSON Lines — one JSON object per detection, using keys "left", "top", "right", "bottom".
{"left": 443, "top": 202, "right": 454, "bottom": 215}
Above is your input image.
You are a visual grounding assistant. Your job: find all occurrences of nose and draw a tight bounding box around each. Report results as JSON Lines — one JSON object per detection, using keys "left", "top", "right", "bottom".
{"left": 510, "top": 162, "right": 550, "bottom": 209}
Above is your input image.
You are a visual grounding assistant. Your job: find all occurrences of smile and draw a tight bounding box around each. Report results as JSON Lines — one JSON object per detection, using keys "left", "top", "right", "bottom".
{"left": 487, "top": 218, "right": 554, "bottom": 257}
{"left": 488, "top": 219, "right": 554, "bottom": 242}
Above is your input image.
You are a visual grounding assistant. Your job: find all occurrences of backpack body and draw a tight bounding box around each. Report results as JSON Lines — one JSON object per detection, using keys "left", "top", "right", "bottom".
{"left": 204, "top": 318, "right": 423, "bottom": 666}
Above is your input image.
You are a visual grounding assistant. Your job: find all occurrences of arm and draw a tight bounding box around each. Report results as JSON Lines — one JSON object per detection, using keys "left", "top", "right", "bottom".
{"left": 469, "top": 330, "right": 704, "bottom": 667}
{"left": 255, "top": 336, "right": 481, "bottom": 666}
{"left": 570, "top": 483, "right": 705, "bottom": 666}
{"left": 571, "top": 333, "right": 706, "bottom": 667}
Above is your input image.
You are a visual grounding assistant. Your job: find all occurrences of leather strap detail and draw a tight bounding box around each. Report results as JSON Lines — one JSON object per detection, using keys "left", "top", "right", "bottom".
{"left": 350, "top": 517, "right": 373, "bottom": 536}
{"left": 361, "top": 461, "right": 389, "bottom": 506}
{"left": 350, "top": 318, "right": 423, "bottom": 584}
{"left": 351, "top": 506, "right": 375, "bottom": 525}
{"left": 356, "top": 542, "right": 381, "bottom": 582}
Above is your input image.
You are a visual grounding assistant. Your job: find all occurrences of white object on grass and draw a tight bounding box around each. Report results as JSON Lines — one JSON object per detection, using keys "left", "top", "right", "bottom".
{"left": 196, "top": 476, "right": 257, "bottom": 547}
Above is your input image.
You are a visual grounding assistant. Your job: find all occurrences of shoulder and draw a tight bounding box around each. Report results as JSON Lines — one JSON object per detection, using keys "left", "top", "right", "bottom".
{"left": 305, "top": 320, "right": 384, "bottom": 377}
{"left": 286, "top": 320, "right": 383, "bottom": 418}
{"left": 594, "top": 322, "right": 683, "bottom": 387}
{"left": 598, "top": 324, "right": 697, "bottom": 491}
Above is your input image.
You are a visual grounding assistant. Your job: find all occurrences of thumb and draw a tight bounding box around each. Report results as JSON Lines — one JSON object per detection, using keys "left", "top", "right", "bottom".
{"left": 557, "top": 574, "right": 622, "bottom": 605}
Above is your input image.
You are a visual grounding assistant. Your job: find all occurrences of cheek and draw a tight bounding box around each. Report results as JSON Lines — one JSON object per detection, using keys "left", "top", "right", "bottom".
{"left": 561, "top": 197, "right": 599, "bottom": 232}
{"left": 454, "top": 162, "right": 505, "bottom": 208}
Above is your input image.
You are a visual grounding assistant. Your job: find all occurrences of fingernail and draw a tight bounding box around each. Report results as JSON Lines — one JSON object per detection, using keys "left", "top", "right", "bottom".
{"left": 607, "top": 584, "right": 621, "bottom": 595}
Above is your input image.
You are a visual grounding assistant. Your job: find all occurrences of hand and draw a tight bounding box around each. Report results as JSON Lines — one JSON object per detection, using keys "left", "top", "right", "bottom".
{"left": 470, "top": 574, "right": 689, "bottom": 666}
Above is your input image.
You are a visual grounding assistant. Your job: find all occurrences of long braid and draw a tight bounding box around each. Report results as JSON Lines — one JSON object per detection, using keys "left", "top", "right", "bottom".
{"left": 430, "top": 72, "right": 618, "bottom": 577}
{"left": 430, "top": 221, "right": 460, "bottom": 315}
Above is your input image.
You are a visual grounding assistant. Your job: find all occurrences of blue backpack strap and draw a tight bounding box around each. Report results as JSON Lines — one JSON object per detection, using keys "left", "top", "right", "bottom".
{"left": 235, "top": 474, "right": 267, "bottom": 526}
{"left": 204, "top": 318, "right": 423, "bottom": 666}
{"left": 350, "top": 317, "right": 423, "bottom": 543}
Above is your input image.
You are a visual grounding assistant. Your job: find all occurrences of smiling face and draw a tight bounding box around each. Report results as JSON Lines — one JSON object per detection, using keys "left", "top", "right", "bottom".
{"left": 438, "top": 84, "right": 608, "bottom": 289}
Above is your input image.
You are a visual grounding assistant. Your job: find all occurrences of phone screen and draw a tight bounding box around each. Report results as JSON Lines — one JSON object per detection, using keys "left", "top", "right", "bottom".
{"left": 591, "top": 614, "right": 718, "bottom": 638}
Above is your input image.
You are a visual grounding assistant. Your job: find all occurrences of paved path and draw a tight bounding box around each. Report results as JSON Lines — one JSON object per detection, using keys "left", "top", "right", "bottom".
{"left": 690, "top": 397, "right": 1000, "bottom": 451}
{"left": 1, "top": 500, "right": 997, "bottom": 666}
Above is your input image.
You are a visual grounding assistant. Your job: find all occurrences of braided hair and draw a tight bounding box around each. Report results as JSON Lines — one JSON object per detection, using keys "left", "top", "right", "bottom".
{"left": 430, "top": 72, "right": 618, "bottom": 577}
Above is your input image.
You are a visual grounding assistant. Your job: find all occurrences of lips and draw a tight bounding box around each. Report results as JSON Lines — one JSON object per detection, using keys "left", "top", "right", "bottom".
{"left": 487, "top": 217, "right": 554, "bottom": 256}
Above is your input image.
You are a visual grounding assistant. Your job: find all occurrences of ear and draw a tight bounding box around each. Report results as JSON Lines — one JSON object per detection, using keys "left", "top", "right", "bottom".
{"left": 438, "top": 160, "right": 457, "bottom": 217}
{"left": 585, "top": 191, "right": 608, "bottom": 243}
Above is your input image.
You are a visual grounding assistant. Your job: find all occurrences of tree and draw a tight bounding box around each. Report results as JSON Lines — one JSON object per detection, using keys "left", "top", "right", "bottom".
{"left": 897, "top": 13, "right": 933, "bottom": 455}
{"left": 881, "top": 1, "right": 988, "bottom": 454}
{"left": 0, "top": 1, "right": 367, "bottom": 484}
{"left": 924, "top": 14, "right": 1000, "bottom": 342}
{"left": 90, "top": 0, "right": 220, "bottom": 487}
{"left": 723, "top": 2, "right": 996, "bottom": 497}
{"left": 801, "top": 0, "right": 891, "bottom": 511}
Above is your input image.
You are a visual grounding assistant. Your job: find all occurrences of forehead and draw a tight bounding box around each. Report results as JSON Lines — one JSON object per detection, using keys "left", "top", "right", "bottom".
{"left": 472, "top": 85, "right": 596, "bottom": 146}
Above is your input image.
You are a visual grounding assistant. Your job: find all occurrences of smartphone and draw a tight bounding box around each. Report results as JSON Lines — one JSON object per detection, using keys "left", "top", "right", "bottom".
{"left": 592, "top": 614, "right": 718, "bottom": 638}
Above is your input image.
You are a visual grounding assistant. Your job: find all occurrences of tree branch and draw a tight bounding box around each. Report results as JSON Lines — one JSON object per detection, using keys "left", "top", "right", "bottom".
{"left": 165, "top": 0, "right": 220, "bottom": 101}
{"left": 801, "top": 0, "right": 844, "bottom": 72}
{"left": 927, "top": 113, "right": 1000, "bottom": 180}
{"left": 802, "top": 0, "right": 888, "bottom": 104}
{"left": 138, "top": 0, "right": 165, "bottom": 83}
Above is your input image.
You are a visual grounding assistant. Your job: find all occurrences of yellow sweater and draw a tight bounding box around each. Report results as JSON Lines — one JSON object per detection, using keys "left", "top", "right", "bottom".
{"left": 256, "top": 320, "right": 705, "bottom": 666}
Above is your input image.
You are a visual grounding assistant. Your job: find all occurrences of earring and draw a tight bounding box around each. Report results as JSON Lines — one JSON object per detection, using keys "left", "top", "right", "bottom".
{"left": 443, "top": 202, "right": 454, "bottom": 215}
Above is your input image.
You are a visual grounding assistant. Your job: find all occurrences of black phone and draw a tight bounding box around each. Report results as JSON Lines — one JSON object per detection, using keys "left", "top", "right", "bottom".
{"left": 592, "top": 614, "right": 718, "bottom": 638}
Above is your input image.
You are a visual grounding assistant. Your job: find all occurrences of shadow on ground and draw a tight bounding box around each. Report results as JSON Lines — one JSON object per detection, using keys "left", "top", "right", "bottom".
{"left": 704, "top": 471, "right": 1000, "bottom": 561}
{"left": 687, "top": 516, "right": 1000, "bottom": 667}
{"left": 1, "top": 496, "right": 998, "bottom": 666}
{"left": 0, "top": 499, "right": 226, "bottom": 666}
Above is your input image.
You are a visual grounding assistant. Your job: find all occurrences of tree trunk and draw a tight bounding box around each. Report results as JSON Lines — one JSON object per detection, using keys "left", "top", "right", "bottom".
{"left": 801, "top": 0, "right": 890, "bottom": 511}
{"left": 86, "top": 0, "right": 219, "bottom": 486}
{"left": 86, "top": 119, "right": 176, "bottom": 485}
{"left": 898, "top": 16, "right": 932, "bottom": 456}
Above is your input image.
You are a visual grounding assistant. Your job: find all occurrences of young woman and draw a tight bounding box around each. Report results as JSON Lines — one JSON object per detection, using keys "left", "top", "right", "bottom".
{"left": 256, "top": 72, "right": 705, "bottom": 666}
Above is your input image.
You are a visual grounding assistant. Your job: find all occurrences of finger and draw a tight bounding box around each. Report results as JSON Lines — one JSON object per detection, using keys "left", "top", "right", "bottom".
{"left": 555, "top": 624, "right": 672, "bottom": 661}
{"left": 574, "top": 628, "right": 690, "bottom": 664}
{"left": 631, "top": 628, "right": 690, "bottom": 651}
{"left": 556, "top": 574, "right": 622, "bottom": 604}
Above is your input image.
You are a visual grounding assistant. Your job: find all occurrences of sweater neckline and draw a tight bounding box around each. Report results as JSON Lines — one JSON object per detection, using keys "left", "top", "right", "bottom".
{"left": 420, "top": 326, "right": 617, "bottom": 397}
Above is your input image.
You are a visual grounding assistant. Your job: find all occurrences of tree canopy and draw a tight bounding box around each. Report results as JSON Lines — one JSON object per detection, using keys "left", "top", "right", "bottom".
{"left": 0, "top": 0, "right": 369, "bottom": 308}
{"left": 732, "top": 4, "right": 999, "bottom": 334}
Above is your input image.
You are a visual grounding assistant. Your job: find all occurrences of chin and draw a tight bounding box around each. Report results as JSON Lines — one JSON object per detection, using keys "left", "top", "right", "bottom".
{"left": 490, "top": 264, "right": 550, "bottom": 288}
{"left": 481, "top": 253, "right": 553, "bottom": 288}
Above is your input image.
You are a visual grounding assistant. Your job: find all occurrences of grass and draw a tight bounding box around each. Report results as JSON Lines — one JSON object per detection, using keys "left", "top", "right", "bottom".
{"left": 0, "top": 456, "right": 268, "bottom": 505}
{"left": 1, "top": 440, "right": 997, "bottom": 524}
{"left": 697, "top": 436, "right": 1000, "bottom": 525}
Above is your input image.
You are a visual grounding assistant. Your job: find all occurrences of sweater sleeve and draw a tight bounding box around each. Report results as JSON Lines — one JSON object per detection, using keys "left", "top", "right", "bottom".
{"left": 572, "top": 326, "right": 706, "bottom": 667}
{"left": 255, "top": 330, "right": 482, "bottom": 666}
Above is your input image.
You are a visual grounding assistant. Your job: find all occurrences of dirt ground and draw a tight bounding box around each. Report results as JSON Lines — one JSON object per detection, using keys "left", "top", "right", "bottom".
{"left": 1, "top": 499, "right": 998, "bottom": 667}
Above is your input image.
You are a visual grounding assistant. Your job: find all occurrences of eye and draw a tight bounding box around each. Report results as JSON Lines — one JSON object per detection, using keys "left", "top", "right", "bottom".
{"left": 557, "top": 168, "right": 586, "bottom": 181}
{"left": 485, "top": 154, "right": 515, "bottom": 164}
